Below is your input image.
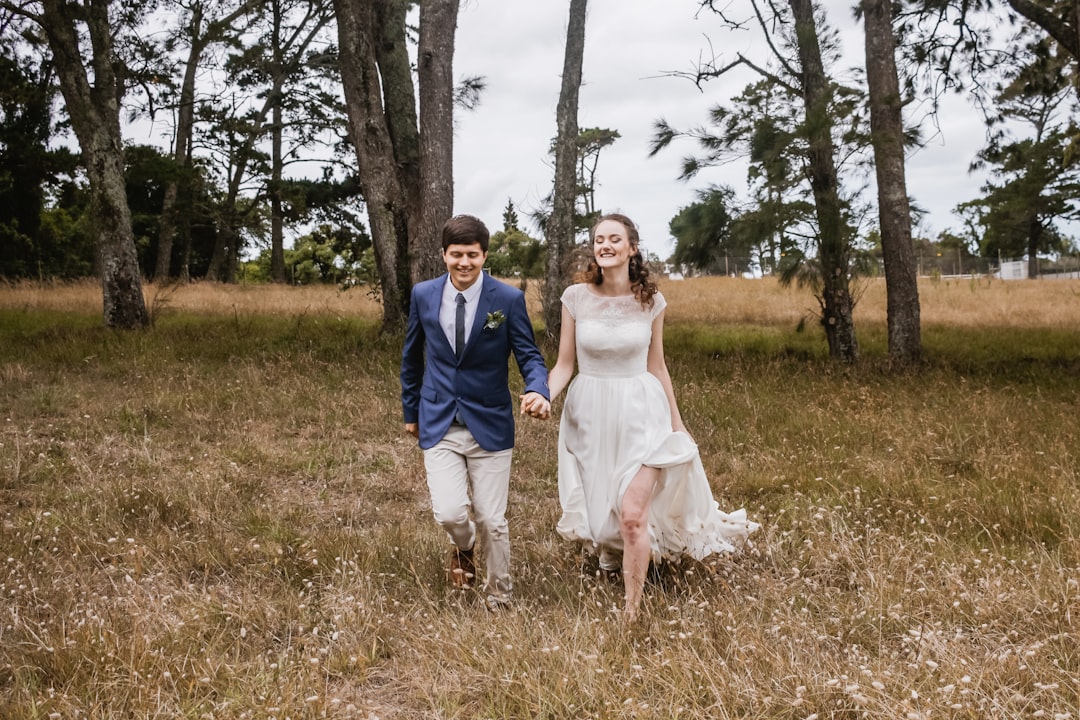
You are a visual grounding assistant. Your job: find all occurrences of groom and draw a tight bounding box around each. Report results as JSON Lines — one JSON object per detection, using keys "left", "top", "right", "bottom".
{"left": 401, "top": 214, "right": 551, "bottom": 611}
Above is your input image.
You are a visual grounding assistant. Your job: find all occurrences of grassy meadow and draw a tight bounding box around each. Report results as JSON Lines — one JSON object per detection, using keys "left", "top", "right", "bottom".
{"left": 0, "top": 276, "right": 1078, "bottom": 719}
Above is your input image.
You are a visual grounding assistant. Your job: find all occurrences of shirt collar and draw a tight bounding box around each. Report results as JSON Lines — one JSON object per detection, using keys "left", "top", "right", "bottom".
{"left": 444, "top": 271, "right": 484, "bottom": 303}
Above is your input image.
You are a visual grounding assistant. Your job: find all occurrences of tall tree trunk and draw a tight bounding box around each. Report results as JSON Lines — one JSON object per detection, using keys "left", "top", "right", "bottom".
{"left": 335, "top": 0, "right": 459, "bottom": 331}
{"left": 157, "top": 1, "right": 259, "bottom": 282}
{"left": 177, "top": 213, "right": 193, "bottom": 283}
{"left": 203, "top": 0, "right": 328, "bottom": 283}
{"left": 206, "top": 206, "right": 236, "bottom": 281}
{"left": 335, "top": 0, "right": 412, "bottom": 330}
{"left": 40, "top": 0, "right": 148, "bottom": 329}
{"left": 415, "top": 0, "right": 459, "bottom": 283}
{"left": 863, "top": 0, "right": 921, "bottom": 363}
{"left": 1027, "top": 216, "right": 1042, "bottom": 278}
{"left": 270, "top": 0, "right": 286, "bottom": 284}
{"left": 270, "top": 102, "right": 286, "bottom": 282}
{"left": 155, "top": 4, "right": 204, "bottom": 281}
{"left": 543, "top": 0, "right": 588, "bottom": 343}
{"left": 788, "top": 0, "right": 857, "bottom": 362}
{"left": 156, "top": 182, "right": 179, "bottom": 281}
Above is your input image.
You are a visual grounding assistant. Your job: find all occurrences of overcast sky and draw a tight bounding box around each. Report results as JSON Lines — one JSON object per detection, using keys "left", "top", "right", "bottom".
{"left": 450, "top": 0, "right": 994, "bottom": 259}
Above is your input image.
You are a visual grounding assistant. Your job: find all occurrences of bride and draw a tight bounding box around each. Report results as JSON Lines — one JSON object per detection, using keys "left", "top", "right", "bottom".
{"left": 545, "top": 213, "right": 759, "bottom": 620}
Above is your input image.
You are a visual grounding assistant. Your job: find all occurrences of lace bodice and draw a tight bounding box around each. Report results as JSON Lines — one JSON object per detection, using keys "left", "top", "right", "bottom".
{"left": 562, "top": 283, "right": 666, "bottom": 377}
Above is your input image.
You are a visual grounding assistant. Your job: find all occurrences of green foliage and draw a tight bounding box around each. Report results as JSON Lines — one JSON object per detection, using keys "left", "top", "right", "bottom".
{"left": 668, "top": 185, "right": 738, "bottom": 274}
{"left": 654, "top": 76, "right": 865, "bottom": 278}
{"left": 536, "top": 127, "right": 621, "bottom": 235}
{"left": 0, "top": 51, "right": 48, "bottom": 272}
{"left": 486, "top": 199, "right": 544, "bottom": 280}
{"left": 501, "top": 198, "right": 520, "bottom": 232}
{"left": 0, "top": 40, "right": 88, "bottom": 279}
{"left": 485, "top": 227, "right": 545, "bottom": 279}
{"left": 957, "top": 39, "right": 1080, "bottom": 263}
{"left": 34, "top": 202, "right": 95, "bottom": 278}
{"left": 246, "top": 222, "right": 375, "bottom": 287}
{"left": 124, "top": 144, "right": 171, "bottom": 272}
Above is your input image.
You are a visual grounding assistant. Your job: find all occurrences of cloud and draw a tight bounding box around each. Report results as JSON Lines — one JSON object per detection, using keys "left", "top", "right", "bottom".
{"left": 453, "top": 0, "right": 996, "bottom": 258}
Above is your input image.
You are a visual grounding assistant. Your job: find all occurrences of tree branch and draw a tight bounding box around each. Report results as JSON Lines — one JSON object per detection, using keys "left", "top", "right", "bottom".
{"left": 1006, "top": 0, "right": 1079, "bottom": 59}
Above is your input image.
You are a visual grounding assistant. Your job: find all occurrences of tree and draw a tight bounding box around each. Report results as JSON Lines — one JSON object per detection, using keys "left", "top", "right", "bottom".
{"left": 668, "top": 186, "right": 740, "bottom": 275}
{"left": 741, "top": 105, "right": 810, "bottom": 275}
{"left": 502, "top": 197, "right": 521, "bottom": 231}
{"left": 788, "top": 0, "right": 858, "bottom": 361}
{"left": 1004, "top": 0, "right": 1080, "bottom": 75}
{"left": 543, "top": 0, "right": 588, "bottom": 343}
{"left": 261, "top": 222, "right": 372, "bottom": 285}
{"left": 657, "top": 81, "right": 817, "bottom": 276}
{"left": 125, "top": 144, "right": 170, "bottom": 274}
{"left": 485, "top": 199, "right": 544, "bottom": 280}
{"left": 200, "top": 0, "right": 335, "bottom": 282}
{"left": 533, "top": 127, "right": 620, "bottom": 238}
{"left": 0, "top": 35, "right": 53, "bottom": 277}
{"left": 415, "top": 0, "right": 458, "bottom": 284}
{"left": 333, "top": 0, "right": 460, "bottom": 332}
{"left": 963, "top": 38, "right": 1080, "bottom": 275}
{"left": 574, "top": 126, "right": 619, "bottom": 228}
{"left": 263, "top": 0, "right": 341, "bottom": 283}
{"left": 657, "top": 0, "right": 860, "bottom": 361}
{"left": 0, "top": 44, "right": 91, "bottom": 280}
{"left": 153, "top": 0, "right": 260, "bottom": 281}
{"left": 2, "top": 0, "right": 150, "bottom": 328}
{"left": 862, "top": 0, "right": 921, "bottom": 363}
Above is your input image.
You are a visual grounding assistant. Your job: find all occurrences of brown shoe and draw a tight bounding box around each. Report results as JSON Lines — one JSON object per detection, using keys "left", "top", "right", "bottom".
{"left": 448, "top": 546, "right": 475, "bottom": 589}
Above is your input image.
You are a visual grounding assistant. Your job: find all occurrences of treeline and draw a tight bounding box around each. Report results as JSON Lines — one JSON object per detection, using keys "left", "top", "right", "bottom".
{"left": 1, "top": 1, "right": 1079, "bottom": 364}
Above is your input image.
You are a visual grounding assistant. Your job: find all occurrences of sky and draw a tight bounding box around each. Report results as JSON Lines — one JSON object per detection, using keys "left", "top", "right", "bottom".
{"left": 450, "top": 0, "right": 995, "bottom": 260}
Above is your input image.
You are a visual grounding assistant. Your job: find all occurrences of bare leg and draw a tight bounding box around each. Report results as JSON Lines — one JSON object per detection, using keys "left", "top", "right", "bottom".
{"left": 620, "top": 465, "right": 659, "bottom": 621}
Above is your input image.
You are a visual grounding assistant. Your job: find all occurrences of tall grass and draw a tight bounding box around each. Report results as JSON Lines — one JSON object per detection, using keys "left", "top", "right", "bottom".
{"left": 1, "top": 277, "right": 1077, "bottom": 718}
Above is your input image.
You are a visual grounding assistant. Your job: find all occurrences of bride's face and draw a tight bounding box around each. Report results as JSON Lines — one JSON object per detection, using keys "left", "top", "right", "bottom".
{"left": 592, "top": 219, "right": 634, "bottom": 270}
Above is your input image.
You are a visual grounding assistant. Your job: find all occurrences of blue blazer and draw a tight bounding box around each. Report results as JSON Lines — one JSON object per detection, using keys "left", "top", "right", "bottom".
{"left": 401, "top": 273, "right": 550, "bottom": 451}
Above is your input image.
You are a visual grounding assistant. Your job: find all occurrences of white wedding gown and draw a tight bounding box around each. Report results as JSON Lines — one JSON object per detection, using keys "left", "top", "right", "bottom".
{"left": 556, "top": 283, "right": 759, "bottom": 566}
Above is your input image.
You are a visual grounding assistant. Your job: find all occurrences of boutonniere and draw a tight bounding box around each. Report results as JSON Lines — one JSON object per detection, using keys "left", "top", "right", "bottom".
{"left": 484, "top": 310, "right": 506, "bottom": 330}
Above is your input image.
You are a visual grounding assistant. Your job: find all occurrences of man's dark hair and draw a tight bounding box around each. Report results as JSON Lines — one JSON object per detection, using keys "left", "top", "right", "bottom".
{"left": 442, "top": 214, "right": 490, "bottom": 252}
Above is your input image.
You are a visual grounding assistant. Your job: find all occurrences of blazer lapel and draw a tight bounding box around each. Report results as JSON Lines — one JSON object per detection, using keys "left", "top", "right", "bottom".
{"left": 464, "top": 274, "right": 495, "bottom": 357}
{"left": 430, "top": 274, "right": 457, "bottom": 361}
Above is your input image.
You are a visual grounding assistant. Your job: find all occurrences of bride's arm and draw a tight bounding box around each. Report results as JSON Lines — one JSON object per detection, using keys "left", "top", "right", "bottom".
{"left": 646, "top": 310, "right": 687, "bottom": 434}
{"left": 547, "top": 304, "right": 577, "bottom": 401}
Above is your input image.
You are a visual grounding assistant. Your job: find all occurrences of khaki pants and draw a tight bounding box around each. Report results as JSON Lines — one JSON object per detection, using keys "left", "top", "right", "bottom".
{"left": 424, "top": 424, "right": 513, "bottom": 600}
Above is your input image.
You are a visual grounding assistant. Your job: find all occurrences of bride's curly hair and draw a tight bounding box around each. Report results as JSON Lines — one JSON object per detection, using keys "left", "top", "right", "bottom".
{"left": 576, "top": 213, "right": 658, "bottom": 308}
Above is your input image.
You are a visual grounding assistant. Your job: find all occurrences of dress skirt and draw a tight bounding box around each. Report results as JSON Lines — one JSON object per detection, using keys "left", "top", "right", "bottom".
{"left": 555, "top": 369, "right": 758, "bottom": 564}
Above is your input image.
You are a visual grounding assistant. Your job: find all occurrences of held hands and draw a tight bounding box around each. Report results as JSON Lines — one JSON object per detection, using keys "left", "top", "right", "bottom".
{"left": 519, "top": 391, "right": 551, "bottom": 420}
{"left": 404, "top": 395, "right": 549, "bottom": 436}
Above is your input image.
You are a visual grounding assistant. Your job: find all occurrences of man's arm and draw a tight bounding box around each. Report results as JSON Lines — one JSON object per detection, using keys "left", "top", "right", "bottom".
{"left": 506, "top": 290, "right": 551, "bottom": 418}
{"left": 400, "top": 289, "right": 425, "bottom": 430}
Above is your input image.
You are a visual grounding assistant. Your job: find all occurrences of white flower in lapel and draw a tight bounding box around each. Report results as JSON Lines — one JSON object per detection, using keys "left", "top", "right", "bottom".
{"left": 484, "top": 310, "right": 507, "bottom": 331}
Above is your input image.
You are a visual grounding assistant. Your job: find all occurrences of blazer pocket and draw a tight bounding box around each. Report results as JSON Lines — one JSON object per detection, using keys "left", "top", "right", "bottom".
{"left": 482, "top": 391, "right": 511, "bottom": 407}
{"left": 421, "top": 387, "right": 439, "bottom": 403}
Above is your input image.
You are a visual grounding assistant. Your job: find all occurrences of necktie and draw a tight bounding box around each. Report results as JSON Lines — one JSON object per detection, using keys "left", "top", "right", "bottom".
{"left": 455, "top": 292, "right": 466, "bottom": 360}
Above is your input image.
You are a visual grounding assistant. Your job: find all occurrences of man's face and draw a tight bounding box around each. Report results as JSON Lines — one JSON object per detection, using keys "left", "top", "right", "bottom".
{"left": 442, "top": 242, "right": 487, "bottom": 290}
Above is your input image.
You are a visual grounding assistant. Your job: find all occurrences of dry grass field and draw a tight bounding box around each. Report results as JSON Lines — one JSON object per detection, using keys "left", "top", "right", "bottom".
{"left": 1, "top": 276, "right": 1077, "bottom": 719}
{"left": 4, "top": 274, "right": 1079, "bottom": 328}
